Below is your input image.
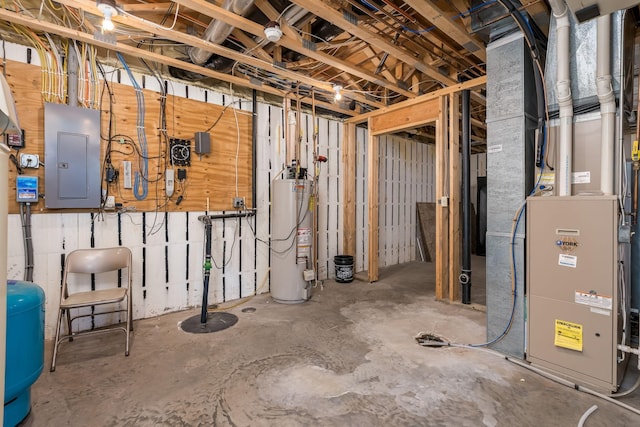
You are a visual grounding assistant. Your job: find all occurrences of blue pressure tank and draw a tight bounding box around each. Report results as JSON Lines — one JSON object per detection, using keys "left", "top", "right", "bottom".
{"left": 4, "top": 280, "right": 45, "bottom": 427}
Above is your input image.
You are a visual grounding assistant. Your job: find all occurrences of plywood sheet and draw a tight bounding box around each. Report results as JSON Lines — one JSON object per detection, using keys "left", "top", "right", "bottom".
{"left": 5, "top": 60, "right": 252, "bottom": 214}
{"left": 417, "top": 202, "right": 436, "bottom": 262}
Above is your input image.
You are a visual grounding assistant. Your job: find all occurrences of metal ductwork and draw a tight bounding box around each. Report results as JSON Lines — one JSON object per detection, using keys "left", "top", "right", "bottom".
{"left": 188, "top": 0, "right": 256, "bottom": 65}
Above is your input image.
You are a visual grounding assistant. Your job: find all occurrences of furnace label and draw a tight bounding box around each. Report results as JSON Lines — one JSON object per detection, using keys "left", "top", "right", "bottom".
{"left": 575, "top": 291, "right": 613, "bottom": 310}
{"left": 554, "top": 319, "right": 583, "bottom": 352}
{"left": 558, "top": 253, "right": 577, "bottom": 268}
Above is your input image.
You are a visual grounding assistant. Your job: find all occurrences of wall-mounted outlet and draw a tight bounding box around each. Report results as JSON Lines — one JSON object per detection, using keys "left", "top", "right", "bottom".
{"left": 104, "top": 195, "right": 115, "bottom": 210}
{"left": 20, "top": 153, "right": 39, "bottom": 169}
{"left": 233, "top": 197, "right": 245, "bottom": 209}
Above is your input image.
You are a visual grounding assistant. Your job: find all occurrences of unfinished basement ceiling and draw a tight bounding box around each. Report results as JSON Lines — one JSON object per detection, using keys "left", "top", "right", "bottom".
{"left": 0, "top": 1, "right": 551, "bottom": 150}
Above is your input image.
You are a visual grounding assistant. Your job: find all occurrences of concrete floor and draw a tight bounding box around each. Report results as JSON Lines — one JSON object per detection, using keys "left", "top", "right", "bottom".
{"left": 26, "top": 261, "right": 640, "bottom": 426}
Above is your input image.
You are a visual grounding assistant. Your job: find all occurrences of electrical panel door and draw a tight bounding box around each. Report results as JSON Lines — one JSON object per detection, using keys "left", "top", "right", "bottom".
{"left": 44, "top": 103, "right": 101, "bottom": 208}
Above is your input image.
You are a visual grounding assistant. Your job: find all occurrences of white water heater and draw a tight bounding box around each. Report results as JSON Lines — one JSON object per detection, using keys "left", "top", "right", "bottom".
{"left": 271, "top": 179, "right": 313, "bottom": 303}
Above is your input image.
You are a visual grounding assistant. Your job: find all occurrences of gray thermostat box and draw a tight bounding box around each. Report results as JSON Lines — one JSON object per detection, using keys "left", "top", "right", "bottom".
{"left": 194, "top": 131, "right": 211, "bottom": 154}
{"left": 44, "top": 103, "right": 101, "bottom": 208}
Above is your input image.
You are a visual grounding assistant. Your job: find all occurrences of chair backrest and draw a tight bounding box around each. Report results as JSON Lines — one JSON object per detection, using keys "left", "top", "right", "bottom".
{"left": 64, "top": 247, "right": 132, "bottom": 275}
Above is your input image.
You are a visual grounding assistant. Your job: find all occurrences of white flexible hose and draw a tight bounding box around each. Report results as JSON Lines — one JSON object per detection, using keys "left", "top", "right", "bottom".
{"left": 577, "top": 405, "right": 598, "bottom": 427}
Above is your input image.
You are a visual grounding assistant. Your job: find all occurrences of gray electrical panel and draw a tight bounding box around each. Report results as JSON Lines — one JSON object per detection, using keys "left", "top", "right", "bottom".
{"left": 44, "top": 103, "right": 101, "bottom": 208}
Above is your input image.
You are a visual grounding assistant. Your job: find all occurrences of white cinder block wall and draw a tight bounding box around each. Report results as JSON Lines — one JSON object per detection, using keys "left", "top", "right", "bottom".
{"left": 4, "top": 42, "right": 435, "bottom": 339}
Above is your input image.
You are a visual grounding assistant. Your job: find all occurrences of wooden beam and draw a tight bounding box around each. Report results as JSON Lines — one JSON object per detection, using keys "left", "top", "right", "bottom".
{"left": 361, "top": 46, "right": 397, "bottom": 83}
{"left": 343, "top": 122, "right": 357, "bottom": 259}
{"left": 55, "top": 0, "right": 385, "bottom": 110}
{"left": 403, "top": 0, "right": 486, "bottom": 63}
{"left": 448, "top": 93, "right": 461, "bottom": 302}
{"left": 231, "top": 29, "right": 273, "bottom": 63}
{"left": 367, "top": 118, "right": 379, "bottom": 282}
{"left": 0, "top": 7, "right": 281, "bottom": 95}
{"left": 370, "top": 98, "right": 439, "bottom": 136}
{"left": 288, "top": 0, "right": 457, "bottom": 87}
{"left": 0, "top": 7, "right": 359, "bottom": 117}
{"left": 173, "top": 0, "right": 416, "bottom": 99}
{"left": 346, "top": 76, "right": 486, "bottom": 125}
{"left": 435, "top": 95, "right": 448, "bottom": 300}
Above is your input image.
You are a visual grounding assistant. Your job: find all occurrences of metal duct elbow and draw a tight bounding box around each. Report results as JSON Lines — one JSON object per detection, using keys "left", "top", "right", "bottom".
{"left": 189, "top": 0, "right": 255, "bottom": 65}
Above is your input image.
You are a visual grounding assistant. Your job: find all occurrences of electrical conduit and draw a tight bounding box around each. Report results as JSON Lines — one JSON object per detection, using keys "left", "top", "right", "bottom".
{"left": 549, "top": 0, "right": 573, "bottom": 196}
{"left": 117, "top": 53, "right": 148, "bottom": 200}
{"left": 597, "top": 15, "right": 616, "bottom": 195}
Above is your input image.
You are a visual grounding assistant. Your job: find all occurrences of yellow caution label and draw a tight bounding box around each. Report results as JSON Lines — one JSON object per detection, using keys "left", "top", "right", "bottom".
{"left": 554, "top": 319, "right": 583, "bottom": 352}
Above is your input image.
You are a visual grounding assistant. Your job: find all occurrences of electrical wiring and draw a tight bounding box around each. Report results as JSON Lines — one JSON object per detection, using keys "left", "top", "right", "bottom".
{"left": 117, "top": 53, "right": 148, "bottom": 200}
{"left": 416, "top": 341, "right": 640, "bottom": 417}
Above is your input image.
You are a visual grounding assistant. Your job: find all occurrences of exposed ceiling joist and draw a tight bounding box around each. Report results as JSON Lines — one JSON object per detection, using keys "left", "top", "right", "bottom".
{"left": 0, "top": 6, "right": 357, "bottom": 116}
{"left": 173, "top": 0, "right": 416, "bottom": 99}
{"left": 55, "top": 0, "right": 385, "bottom": 110}
{"left": 287, "top": 0, "right": 457, "bottom": 86}
{"left": 403, "top": 0, "right": 486, "bottom": 63}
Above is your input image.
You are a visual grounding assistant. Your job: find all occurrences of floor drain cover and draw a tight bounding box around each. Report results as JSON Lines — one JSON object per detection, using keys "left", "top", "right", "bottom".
{"left": 241, "top": 307, "right": 256, "bottom": 313}
{"left": 415, "top": 332, "right": 448, "bottom": 347}
{"left": 180, "top": 312, "right": 238, "bottom": 334}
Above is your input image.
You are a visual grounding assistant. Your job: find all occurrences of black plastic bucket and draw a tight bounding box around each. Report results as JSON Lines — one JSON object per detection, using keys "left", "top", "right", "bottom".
{"left": 334, "top": 255, "right": 354, "bottom": 283}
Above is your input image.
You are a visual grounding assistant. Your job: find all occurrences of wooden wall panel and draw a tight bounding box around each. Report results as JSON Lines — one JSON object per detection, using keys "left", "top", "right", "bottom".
{"left": 5, "top": 60, "right": 252, "bottom": 214}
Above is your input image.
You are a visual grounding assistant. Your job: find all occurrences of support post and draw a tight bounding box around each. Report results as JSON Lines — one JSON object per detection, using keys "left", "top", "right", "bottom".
{"left": 367, "top": 118, "right": 379, "bottom": 282}
{"left": 435, "top": 95, "right": 449, "bottom": 299}
{"left": 343, "top": 122, "right": 357, "bottom": 258}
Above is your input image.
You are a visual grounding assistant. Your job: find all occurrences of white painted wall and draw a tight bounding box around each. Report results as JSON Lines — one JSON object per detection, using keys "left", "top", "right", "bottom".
{"left": 353, "top": 128, "right": 436, "bottom": 272}
{"left": 5, "top": 41, "right": 433, "bottom": 339}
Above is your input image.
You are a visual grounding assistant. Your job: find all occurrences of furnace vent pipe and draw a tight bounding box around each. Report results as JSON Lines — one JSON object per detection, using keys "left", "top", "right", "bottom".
{"left": 596, "top": 15, "right": 616, "bottom": 195}
{"left": 188, "top": 0, "right": 255, "bottom": 65}
{"left": 549, "top": 0, "right": 573, "bottom": 196}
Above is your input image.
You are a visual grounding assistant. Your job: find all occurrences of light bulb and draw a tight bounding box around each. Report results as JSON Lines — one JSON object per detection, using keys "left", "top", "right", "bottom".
{"left": 102, "top": 13, "right": 115, "bottom": 32}
{"left": 97, "top": 0, "right": 118, "bottom": 32}
{"left": 333, "top": 85, "right": 343, "bottom": 102}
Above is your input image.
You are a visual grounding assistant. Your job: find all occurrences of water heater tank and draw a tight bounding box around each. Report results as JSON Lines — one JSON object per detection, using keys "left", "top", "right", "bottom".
{"left": 271, "top": 179, "right": 313, "bottom": 303}
{"left": 4, "top": 280, "right": 45, "bottom": 427}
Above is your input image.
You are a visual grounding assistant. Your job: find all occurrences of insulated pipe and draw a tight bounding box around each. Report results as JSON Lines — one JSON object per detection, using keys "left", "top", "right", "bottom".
{"left": 596, "top": 14, "right": 616, "bottom": 195}
{"left": 549, "top": 0, "right": 573, "bottom": 196}
{"left": 188, "top": 0, "right": 255, "bottom": 65}
{"left": 460, "top": 89, "right": 472, "bottom": 304}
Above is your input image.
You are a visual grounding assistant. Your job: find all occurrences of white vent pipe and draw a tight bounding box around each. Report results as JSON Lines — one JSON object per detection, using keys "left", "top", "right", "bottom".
{"left": 549, "top": 0, "right": 573, "bottom": 196}
{"left": 596, "top": 15, "right": 615, "bottom": 195}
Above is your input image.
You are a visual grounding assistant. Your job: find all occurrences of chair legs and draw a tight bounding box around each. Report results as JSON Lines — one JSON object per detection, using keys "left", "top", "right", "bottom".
{"left": 50, "top": 302, "right": 133, "bottom": 370}
{"left": 50, "top": 308, "right": 64, "bottom": 372}
{"left": 125, "top": 296, "right": 131, "bottom": 357}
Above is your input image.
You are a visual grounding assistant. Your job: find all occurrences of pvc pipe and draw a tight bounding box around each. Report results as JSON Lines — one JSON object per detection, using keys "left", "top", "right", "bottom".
{"left": 549, "top": 0, "right": 573, "bottom": 196}
{"left": 577, "top": 405, "right": 598, "bottom": 427}
{"left": 596, "top": 15, "right": 616, "bottom": 195}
